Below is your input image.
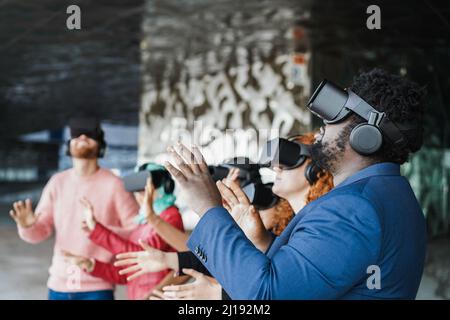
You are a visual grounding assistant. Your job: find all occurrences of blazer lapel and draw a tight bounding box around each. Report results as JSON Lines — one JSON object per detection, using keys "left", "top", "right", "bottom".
{"left": 266, "top": 210, "right": 306, "bottom": 258}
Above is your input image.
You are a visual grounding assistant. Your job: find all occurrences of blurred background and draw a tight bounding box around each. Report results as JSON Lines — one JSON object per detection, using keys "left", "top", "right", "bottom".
{"left": 0, "top": 0, "right": 449, "bottom": 299}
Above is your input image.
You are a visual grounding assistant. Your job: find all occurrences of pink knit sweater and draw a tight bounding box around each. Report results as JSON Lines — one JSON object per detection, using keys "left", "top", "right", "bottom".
{"left": 18, "top": 168, "right": 139, "bottom": 293}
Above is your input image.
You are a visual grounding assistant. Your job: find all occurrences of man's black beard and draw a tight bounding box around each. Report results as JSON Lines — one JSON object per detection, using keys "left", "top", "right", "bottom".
{"left": 311, "top": 126, "right": 350, "bottom": 173}
{"left": 311, "top": 139, "right": 338, "bottom": 172}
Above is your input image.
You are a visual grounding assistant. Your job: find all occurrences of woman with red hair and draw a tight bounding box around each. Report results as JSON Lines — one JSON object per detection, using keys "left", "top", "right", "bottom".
{"left": 271, "top": 133, "right": 334, "bottom": 216}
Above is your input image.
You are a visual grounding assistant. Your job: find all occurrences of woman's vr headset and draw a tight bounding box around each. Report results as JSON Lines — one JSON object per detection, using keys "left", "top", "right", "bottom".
{"left": 258, "top": 138, "right": 320, "bottom": 185}
{"left": 122, "top": 170, "right": 174, "bottom": 193}
{"left": 242, "top": 182, "right": 280, "bottom": 210}
{"left": 307, "top": 79, "right": 410, "bottom": 155}
{"left": 258, "top": 138, "right": 310, "bottom": 170}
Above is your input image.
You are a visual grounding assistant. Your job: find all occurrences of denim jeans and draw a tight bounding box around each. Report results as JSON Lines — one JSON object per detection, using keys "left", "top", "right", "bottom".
{"left": 48, "top": 289, "right": 114, "bottom": 300}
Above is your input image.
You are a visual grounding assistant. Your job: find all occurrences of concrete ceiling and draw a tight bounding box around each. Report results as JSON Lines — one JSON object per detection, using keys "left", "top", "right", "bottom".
{"left": 0, "top": 0, "right": 449, "bottom": 139}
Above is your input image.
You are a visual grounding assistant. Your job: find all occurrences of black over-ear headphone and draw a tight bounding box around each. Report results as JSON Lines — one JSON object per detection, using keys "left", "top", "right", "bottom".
{"left": 346, "top": 90, "right": 383, "bottom": 155}
{"left": 287, "top": 135, "right": 321, "bottom": 185}
{"left": 308, "top": 80, "right": 412, "bottom": 155}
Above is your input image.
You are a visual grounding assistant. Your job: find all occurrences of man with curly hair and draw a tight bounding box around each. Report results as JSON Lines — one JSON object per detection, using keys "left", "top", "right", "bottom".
{"left": 117, "top": 69, "right": 427, "bottom": 300}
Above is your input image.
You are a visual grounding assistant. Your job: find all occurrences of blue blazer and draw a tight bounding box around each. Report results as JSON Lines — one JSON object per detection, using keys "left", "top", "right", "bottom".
{"left": 187, "top": 163, "right": 427, "bottom": 299}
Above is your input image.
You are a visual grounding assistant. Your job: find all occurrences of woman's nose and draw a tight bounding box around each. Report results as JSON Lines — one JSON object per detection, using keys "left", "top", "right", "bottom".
{"left": 273, "top": 166, "right": 282, "bottom": 173}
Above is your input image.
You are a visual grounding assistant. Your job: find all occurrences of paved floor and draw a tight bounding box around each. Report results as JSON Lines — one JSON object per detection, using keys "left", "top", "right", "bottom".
{"left": 0, "top": 221, "right": 127, "bottom": 300}
{"left": 0, "top": 220, "right": 444, "bottom": 300}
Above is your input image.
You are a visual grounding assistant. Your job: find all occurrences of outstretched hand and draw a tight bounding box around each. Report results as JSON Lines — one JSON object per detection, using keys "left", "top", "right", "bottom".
{"left": 162, "top": 268, "right": 222, "bottom": 300}
{"left": 224, "top": 167, "right": 240, "bottom": 187}
{"left": 217, "top": 180, "right": 272, "bottom": 252}
{"left": 63, "top": 251, "right": 95, "bottom": 273}
{"left": 143, "top": 177, "right": 158, "bottom": 225}
{"left": 114, "top": 240, "right": 178, "bottom": 281}
{"left": 80, "top": 197, "right": 96, "bottom": 232}
{"left": 164, "top": 142, "right": 222, "bottom": 217}
{"left": 9, "top": 199, "right": 37, "bottom": 228}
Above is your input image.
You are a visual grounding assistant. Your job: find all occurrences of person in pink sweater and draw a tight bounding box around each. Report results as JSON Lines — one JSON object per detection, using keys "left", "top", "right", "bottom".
{"left": 8, "top": 118, "right": 139, "bottom": 300}
{"left": 64, "top": 163, "right": 185, "bottom": 300}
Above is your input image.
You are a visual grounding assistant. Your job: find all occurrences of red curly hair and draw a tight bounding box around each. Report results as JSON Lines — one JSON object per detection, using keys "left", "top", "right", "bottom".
{"left": 269, "top": 132, "right": 334, "bottom": 235}
{"left": 295, "top": 133, "right": 334, "bottom": 204}
{"left": 270, "top": 198, "right": 294, "bottom": 235}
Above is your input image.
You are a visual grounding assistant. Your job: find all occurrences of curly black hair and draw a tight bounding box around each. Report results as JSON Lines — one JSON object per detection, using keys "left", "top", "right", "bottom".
{"left": 346, "top": 68, "right": 425, "bottom": 164}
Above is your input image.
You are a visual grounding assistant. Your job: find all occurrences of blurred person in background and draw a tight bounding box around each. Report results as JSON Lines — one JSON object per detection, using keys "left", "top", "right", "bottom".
{"left": 64, "top": 163, "right": 187, "bottom": 300}
{"left": 8, "top": 117, "right": 139, "bottom": 300}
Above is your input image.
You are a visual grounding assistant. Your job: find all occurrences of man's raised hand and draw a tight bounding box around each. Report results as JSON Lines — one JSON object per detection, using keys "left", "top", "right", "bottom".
{"left": 9, "top": 199, "right": 37, "bottom": 228}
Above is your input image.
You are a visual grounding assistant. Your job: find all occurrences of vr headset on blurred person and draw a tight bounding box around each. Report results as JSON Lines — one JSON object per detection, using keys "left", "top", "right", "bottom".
{"left": 208, "top": 157, "right": 262, "bottom": 187}
{"left": 122, "top": 167, "right": 174, "bottom": 194}
{"left": 208, "top": 165, "right": 230, "bottom": 182}
{"left": 242, "top": 182, "right": 280, "bottom": 210}
{"left": 307, "top": 79, "right": 411, "bottom": 155}
{"left": 66, "top": 117, "right": 107, "bottom": 157}
{"left": 208, "top": 157, "right": 279, "bottom": 209}
{"left": 258, "top": 137, "right": 320, "bottom": 185}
